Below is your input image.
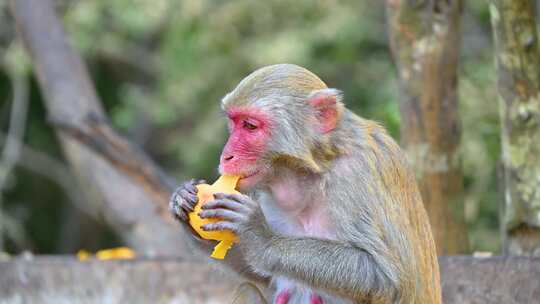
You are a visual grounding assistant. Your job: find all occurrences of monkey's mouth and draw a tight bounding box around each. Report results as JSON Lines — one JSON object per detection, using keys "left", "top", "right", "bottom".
{"left": 241, "top": 170, "right": 261, "bottom": 180}
{"left": 237, "top": 170, "right": 262, "bottom": 189}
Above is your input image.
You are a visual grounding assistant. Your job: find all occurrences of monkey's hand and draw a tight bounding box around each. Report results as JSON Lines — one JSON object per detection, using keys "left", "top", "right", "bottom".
{"left": 169, "top": 179, "right": 210, "bottom": 240}
{"left": 199, "top": 193, "right": 272, "bottom": 246}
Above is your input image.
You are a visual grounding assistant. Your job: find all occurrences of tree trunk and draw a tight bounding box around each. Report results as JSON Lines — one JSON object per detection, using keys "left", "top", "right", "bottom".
{"left": 386, "top": 0, "right": 468, "bottom": 255}
{"left": 490, "top": 0, "right": 540, "bottom": 256}
{"left": 9, "top": 0, "right": 191, "bottom": 257}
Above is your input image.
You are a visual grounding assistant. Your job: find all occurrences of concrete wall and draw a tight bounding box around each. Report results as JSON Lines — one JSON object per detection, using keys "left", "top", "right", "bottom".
{"left": 0, "top": 256, "right": 539, "bottom": 303}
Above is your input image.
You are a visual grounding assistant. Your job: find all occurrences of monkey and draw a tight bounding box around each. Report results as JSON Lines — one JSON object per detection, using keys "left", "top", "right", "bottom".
{"left": 169, "top": 64, "right": 442, "bottom": 304}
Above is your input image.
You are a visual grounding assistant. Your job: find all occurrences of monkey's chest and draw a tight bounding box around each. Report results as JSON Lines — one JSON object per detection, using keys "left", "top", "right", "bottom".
{"left": 272, "top": 278, "right": 353, "bottom": 304}
{"left": 262, "top": 203, "right": 348, "bottom": 303}
{"left": 261, "top": 202, "right": 335, "bottom": 238}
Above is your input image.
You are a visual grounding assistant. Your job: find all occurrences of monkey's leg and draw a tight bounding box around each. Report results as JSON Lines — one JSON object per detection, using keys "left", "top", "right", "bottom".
{"left": 230, "top": 282, "right": 268, "bottom": 304}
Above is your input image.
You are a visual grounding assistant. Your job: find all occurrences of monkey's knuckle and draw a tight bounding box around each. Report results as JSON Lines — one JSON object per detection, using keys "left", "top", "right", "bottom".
{"left": 240, "top": 196, "right": 256, "bottom": 207}
{"left": 224, "top": 222, "right": 237, "bottom": 231}
{"left": 207, "top": 210, "right": 219, "bottom": 218}
{"left": 215, "top": 200, "right": 227, "bottom": 208}
{"left": 175, "top": 196, "right": 185, "bottom": 206}
{"left": 187, "top": 197, "right": 198, "bottom": 206}
{"left": 228, "top": 224, "right": 239, "bottom": 233}
{"left": 174, "top": 206, "right": 184, "bottom": 217}
{"left": 176, "top": 184, "right": 187, "bottom": 193}
{"left": 214, "top": 199, "right": 228, "bottom": 207}
{"left": 239, "top": 194, "right": 251, "bottom": 202}
{"left": 227, "top": 213, "right": 240, "bottom": 223}
{"left": 238, "top": 216, "right": 249, "bottom": 226}
{"left": 170, "top": 196, "right": 181, "bottom": 211}
{"left": 168, "top": 197, "right": 176, "bottom": 210}
{"left": 203, "top": 202, "right": 217, "bottom": 210}
{"left": 222, "top": 209, "right": 235, "bottom": 217}
{"left": 169, "top": 199, "right": 176, "bottom": 211}
{"left": 169, "top": 200, "right": 187, "bottom": 221}
{"left": 179, "top": 189, "right": 189, "bottom": 198}
{"left": 170, "top": 190, "right": 180, "bottom": 203}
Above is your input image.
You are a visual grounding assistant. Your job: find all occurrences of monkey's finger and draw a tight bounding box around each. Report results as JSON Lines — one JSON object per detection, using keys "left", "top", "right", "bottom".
{"left": 169, "top": 200, "right": 187, "bottom": 222}
{"left": 199, "top": 209, "right": 245, "bottom": 222}
{"left": 184, "top": 180, "right": 198, "bottom": 194}
{"left": 201, "top": 222, "right": 238, "bottom": 233}
{"left": 169, "top": 193, "right": 178, "bottom": 208}
{"left": 169, "top": 194, "right": 181, "bottom": 212}
{"left": 202, "top": 199, "right": 250, "bottom": 213}
{"left": 180, "top": 189, "right": 198, "bottom": 205}
{"left": 171, "top": 186, "right": 197, "bottom": 203}
{"left": 174, "top": 210, "right": 187, "bottom": 222}
{"left": 180, "top": 200, "right": 195, "bottom": 213}
{"left": 214, "top": 193, "right": 256, "bottom": 207}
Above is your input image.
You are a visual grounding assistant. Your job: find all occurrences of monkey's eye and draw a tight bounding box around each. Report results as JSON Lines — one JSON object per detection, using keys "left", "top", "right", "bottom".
{"left": 242, "top": 120, "right": 258, "bottom": 131}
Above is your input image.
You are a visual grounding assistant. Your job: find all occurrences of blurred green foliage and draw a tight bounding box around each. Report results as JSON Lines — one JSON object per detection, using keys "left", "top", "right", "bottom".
{"left": 0, "top": 1, "right": 499, "bottom": 253}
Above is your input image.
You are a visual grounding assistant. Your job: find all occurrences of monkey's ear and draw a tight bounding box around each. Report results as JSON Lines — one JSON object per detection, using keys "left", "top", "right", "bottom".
{"left": 308, "top": 88, "right": 343, "bottom": 133}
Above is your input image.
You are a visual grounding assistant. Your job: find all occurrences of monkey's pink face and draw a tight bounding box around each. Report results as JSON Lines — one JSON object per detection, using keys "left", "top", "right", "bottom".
{"left": 219, "top": 107, "right": 271, "bottom": 190}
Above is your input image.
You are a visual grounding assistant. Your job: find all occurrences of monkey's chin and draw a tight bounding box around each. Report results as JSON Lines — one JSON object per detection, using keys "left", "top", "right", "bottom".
{"left": 237, "top": 170, "right": 262, "bottom": 190}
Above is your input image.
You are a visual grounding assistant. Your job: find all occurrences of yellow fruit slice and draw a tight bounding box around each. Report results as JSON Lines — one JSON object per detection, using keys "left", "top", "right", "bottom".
{"left": 76, "top": 247, "right": 136, "bottom": 261}
{"left": 96, "top": 247, "right": 136, "bottom": 260}
{"left": 188, "top": 175, "right": 241, "bottom": 259}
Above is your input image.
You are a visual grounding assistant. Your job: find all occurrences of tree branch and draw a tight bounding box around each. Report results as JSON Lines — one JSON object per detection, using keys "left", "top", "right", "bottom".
{"left": 0, "top": 133, "right": 96, "bottom": 218}
{"left": 8, "top": 0, "right": 191, "bottom": 256}
{"left": 0, "top": 62, "right": 29, "bottom": 250}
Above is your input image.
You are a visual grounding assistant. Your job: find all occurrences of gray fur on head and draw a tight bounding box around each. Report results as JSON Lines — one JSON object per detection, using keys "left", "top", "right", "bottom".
{"left": 221, "top": 64, "right": 328, "bottom": 109}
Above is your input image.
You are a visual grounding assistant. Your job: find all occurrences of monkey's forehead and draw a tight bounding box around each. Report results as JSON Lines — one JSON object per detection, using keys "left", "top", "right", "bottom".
{"left": 222, "top": 64, "right": 327, "bottom": 108}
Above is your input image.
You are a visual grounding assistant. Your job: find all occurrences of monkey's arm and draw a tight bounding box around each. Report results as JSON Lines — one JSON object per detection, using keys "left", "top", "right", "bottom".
{"left": 200, "top": 193, "right": 400, "bottom": 302}
{"left": 249, "top": 234, "right": 398, "bottom": 301}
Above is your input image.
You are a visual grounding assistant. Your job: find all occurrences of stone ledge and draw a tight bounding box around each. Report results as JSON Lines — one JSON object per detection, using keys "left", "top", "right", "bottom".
{"left": 440, "top": 256, "right": 540, "bottom": 304}
{"left": 0, "top": 256, "right": 539, "bottom": 303}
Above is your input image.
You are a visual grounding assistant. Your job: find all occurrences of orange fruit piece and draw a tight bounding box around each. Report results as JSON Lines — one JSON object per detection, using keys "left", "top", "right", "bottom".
{"left": 96, "top": 247, "right": 136, "bottom": 260}
{"left": 188, "top": 175, "right": 241, "bottom": 259}
{"left": 76, "top": 247, "right": 136, "bottom": 261}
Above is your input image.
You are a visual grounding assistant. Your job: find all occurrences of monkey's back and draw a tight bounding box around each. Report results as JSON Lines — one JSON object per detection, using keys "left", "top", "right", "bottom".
{"left": 330, "top": 112, "right": 442, "bottom": 304}
{"left": 401, "top": 176, "right": 442, "bottom": 304}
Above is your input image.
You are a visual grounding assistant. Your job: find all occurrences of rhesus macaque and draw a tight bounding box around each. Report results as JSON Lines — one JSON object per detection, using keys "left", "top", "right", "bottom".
{"left": 170, "top": 64, "right": 441, "bottom": 304}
